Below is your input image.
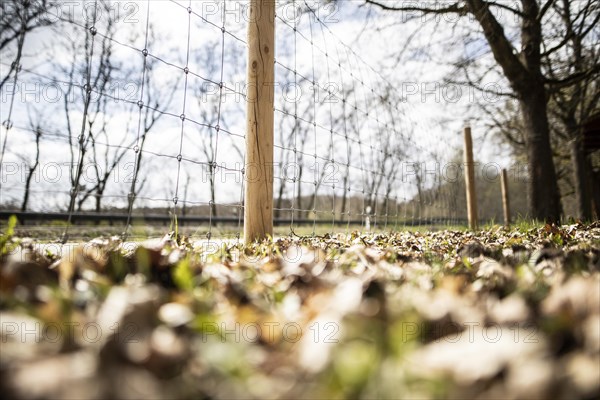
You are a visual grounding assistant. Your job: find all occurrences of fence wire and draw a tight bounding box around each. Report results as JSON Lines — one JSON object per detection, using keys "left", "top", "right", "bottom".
{"left": 272, "top": 0, "right": 464, "bottom": 236}
{"left": 1, "top": 0, "right": 467, "bottom": 241}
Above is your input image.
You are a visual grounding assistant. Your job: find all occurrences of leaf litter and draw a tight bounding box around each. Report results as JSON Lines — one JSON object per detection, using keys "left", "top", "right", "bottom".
{"left": 0, "top": 222, "right": 599, "bottom": 399}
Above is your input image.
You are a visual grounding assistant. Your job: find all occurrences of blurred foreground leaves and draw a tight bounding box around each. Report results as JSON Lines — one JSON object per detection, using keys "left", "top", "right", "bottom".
{"left": 0, "top": 223, "right": 599, "bottom": 399}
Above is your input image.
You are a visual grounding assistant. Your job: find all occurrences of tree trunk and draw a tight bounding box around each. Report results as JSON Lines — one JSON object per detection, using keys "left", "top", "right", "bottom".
{"left": 466, "top": 0, "right": 562, "bottom": 222}
{"left": 69, "top": 150, "right": 86, "bottom": 213}
{"left": 77, "top": 191, "right": 88, "bottom": 211}
{"left": 588, "top": 159, "right": 600, "bottom": 220}
{"left": 519, "top": 87, "right": 562, "bottom": 222}
{"left": 21, "top": 169, "right": 34, "bottom": 211}
{"left": 210, "top": 174, "right": 217, "bottom": 219}
{"left": 95, "top": 189, "right": 103, "bottom": 213}
{"left": 570, "top": 136, "right": 592, "bottom": 221}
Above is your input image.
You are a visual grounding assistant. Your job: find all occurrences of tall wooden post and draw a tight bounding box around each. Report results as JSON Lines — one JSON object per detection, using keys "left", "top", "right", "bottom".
{"left": 500, "top": 168, "right": 511, "bottom": 227}
{"left": 463, "top": 126, "right": 478, "bottom": 230}
{"left": 244, "top": 0, "right": 275, "bottom": 244}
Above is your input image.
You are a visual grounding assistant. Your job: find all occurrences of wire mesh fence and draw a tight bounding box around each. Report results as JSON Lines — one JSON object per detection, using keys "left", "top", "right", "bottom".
{"left": 1, "top": 0, "right": 471, "bottom": 242}
{"left": 271, "top": 0, "right": 467, "bottom": 236}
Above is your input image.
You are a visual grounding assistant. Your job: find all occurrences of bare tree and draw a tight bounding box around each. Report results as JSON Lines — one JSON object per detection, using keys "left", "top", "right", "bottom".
{"left": 544, "top": 0, "right": 599, "bottom": 221}
{"left": 361, "top": 0, "right": 600, "bottom": 222}
{"left": 293, "top": 100, "right": 312, "bottom": 220}
{"left": 476, "top": 0, "right": 599, "bottom": 220}
{"left": 74, "top": 87, "right": 134, "bottom": 212}
{"left": 192, "top": 41, "right": 225, "bottom": 219}
{"left": 125, "top": 54, "right": 180, "bottom": 216}
{"left": 194, "top": 117, "right": 219, "bottom": 219}
{"left": 20, "top": 110, "right": 43, "bottom": 211}
{"left": 59, "top": 0, "right": 118, "bottom": 215}
{"left": 1, "top": 0, "right": 57, "bottom": 89}
{"left": 274, "top": 94, "right": 312, "bottom": 219}
{"left": 353, "top": 84, "right": 410, "bottom": 221}
{"left": 0, "top": 1, "right": 58, "bottom": 170}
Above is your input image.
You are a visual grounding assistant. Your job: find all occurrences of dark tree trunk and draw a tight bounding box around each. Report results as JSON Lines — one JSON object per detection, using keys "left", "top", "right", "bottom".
{"left": 468, "top": 0, "right": 562, "bottom": 222}
{"left": 21, "top": 169, "right": 35, "bottom": 211}
{"left": 95, "top": 188, "right": 103, "bottom": 213}
{"left": 363, "top": 0, "right": 572, "bottom": 222}
{"left": 21, "top": 129, "right": 41, "bottom": 211}
{"left": 519, "top": 86, "right": 562, "bottom": 222}
{"left": 210, "top": 179, "right": 217, "bottom": 219}
{"left": 69, "top": 147, "right": 87, "bottom": 213}
{"left": 588, "top": 159, "right": 600, "bottom": 220}
{"left": 570, "top": 136, "right": 592, "bottom": 221}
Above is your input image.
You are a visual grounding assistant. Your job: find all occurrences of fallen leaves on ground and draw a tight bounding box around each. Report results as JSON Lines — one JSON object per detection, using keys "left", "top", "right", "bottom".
{"left": 0, "top": 222, "right": 599, "bottom": 399}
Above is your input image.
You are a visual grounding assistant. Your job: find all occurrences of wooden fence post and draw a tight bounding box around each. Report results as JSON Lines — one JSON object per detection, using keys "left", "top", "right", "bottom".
{"left": 500, "top": 168, "right": 511, "bottom": 227}
{"left": 463, "top": 126, "right": 478, "bottom": 230}
{"left": 244, "top": 0, "right": 275, "bottom": 244}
